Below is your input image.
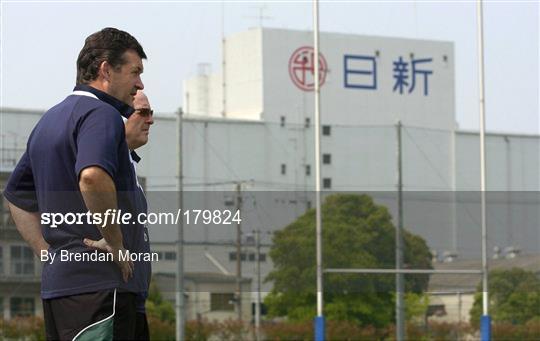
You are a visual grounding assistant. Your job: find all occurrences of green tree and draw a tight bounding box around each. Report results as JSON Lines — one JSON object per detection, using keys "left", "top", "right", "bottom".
{"left": 264, "top": 194, "right": 432, "bottom": 327}
{"left": 470, "top": 268, "right": 540, "bottom": 326}
{"left": 146, "top": 280, "right": 176, "bottom": 323}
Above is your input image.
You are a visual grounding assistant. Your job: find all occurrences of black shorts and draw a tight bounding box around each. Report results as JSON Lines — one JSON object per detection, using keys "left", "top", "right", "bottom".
{"left": 135, "top": 312, "right": 149, "bottom": 341}
{"left": 43, "top": 290, "right": 146, "bottom": 341}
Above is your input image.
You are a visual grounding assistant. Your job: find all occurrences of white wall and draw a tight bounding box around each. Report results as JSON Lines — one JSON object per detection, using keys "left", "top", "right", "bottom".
{"left": 262, "top": 28, "right": 455, "bottom": 130}
{"left": 223, "top": 29, "right": 264, "bottom": 120}
{"left": 456, "top": 131, "right": 540, "bottom": 191}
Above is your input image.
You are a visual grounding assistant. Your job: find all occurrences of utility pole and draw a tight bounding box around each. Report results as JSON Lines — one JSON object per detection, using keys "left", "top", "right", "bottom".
{"left": 458, "top": 291, "right": 463, "bottom": 340}
{"left": 235, "top": 182, "right": 243, "bottom": 321}
{"left": 176, "top": 108, "right": 185, "bottom": 341}
{"left": 255, "top": 229, "right": 262, "bottom": 341}
{"left": 396, "top": 121, "right": 405, "bottom": 340}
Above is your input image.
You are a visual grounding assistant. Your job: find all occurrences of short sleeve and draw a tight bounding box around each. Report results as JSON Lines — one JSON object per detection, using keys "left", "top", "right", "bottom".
{"left": 75, "top": 106, "right": 124, "bottom": 179}
{"left": 3, "top": 151, "right": 39, "bottom": 212}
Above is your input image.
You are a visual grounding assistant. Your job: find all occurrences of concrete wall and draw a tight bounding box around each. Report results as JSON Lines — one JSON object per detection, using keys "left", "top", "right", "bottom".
{"left": 223, "top": 29, "right": 264, "bottom": 120}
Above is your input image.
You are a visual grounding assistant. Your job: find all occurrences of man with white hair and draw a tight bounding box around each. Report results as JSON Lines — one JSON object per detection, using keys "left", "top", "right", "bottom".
{"left": 85, "top": 90, "right": 154, "bottom": 340}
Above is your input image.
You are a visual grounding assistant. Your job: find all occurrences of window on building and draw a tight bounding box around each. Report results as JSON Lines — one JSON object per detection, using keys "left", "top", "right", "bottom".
{"left": 230, "top": 252, "right": 247, "bottom": 261}
{"left": 305, "top": 118, "right": 311, "bottom": 128}
{"left": 164, "top": 252, "right": 176, "bottom": 261}
{"left": 0, "top": 194, "right": 14, "bottom": 228}
{"left": 259, "top": 253, "right": 266, "bottom": 262}
{"left": 281, "top": 164, "right": 286, "bottom": 175}
{"left": 280, "top": 116, "right": 286, "bottom": 127}
{"left": 210, "top": 293, "right": 235, "bottom": 311}
{"left": 0, "top": 246, "right": 3, "bottom": 275}
{"left": 230, "top": 252, "right": 249, "bottom": 261}
{"left": 229, "top": 252, "right": 263, "bottom": 262}
{"left": 307, "top": 201, "right": 312, "bottom": 210}
{"left": 322, "top": 125, "right": 331, "bottom": 136}
{"left": 323, "top": 154, "right": 332, "bottom": 165}
{"left": 10, "top": 297, "right": 34, "bottom": 317}
{"left": 305, "top": 165, "right": 311, "bottom": 176}
{"left": 11, "top": 245, "right": 34, "bottom": 275}
{"left": 323, "top": 178, "right": 332, "bottom": 189}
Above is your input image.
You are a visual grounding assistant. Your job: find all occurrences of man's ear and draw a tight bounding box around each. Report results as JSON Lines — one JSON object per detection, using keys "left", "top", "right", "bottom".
{"left": 99, "top": 61, "right": 111, "bottom": 82}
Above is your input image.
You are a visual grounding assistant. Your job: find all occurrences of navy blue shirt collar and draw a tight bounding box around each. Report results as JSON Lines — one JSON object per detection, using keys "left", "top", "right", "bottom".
{"left": 74, "top": 84, "right": 135, "bottom": 119}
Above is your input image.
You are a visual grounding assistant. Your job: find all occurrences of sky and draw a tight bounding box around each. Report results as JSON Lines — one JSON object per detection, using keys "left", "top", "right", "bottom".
{"left": 1, "top": 1, "right": 538, "bottom": 134}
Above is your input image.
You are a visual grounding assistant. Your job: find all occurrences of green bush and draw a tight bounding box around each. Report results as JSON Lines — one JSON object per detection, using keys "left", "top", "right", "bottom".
{"left": 147, "top": 315, "right": 175, "bottom": 340}
{"left": 260, "top": 321, "right": 313, "bottom": 340}
{"left": 147, "top": 318, "right": 540, "bottom": 340}
{"left": 0, "top": 316, "right": 46, "bottom": 340}
{"left": 491, "top": 319, "right": 540, "bottom": 340}
{"left": 470, "top": 268, "right": 540, "bottom": 326}
{"left": 186, "top": 318, "right": 219, "bottom": 341}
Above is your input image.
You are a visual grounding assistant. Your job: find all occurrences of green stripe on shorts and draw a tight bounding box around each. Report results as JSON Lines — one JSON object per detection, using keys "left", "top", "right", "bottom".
{"left": 73, "top": 317, "right": 113, "bottom": 341}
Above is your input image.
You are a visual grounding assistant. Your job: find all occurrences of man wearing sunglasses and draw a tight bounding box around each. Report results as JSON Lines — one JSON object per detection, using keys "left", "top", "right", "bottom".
{"left": 125, "top": 91, "right": 154, "bottom": 151}
{"left": 124, "top": 90, "right": 153, "bottom": 340}
{"left": 85, "top": 90, "right": 154, "bottom": 340}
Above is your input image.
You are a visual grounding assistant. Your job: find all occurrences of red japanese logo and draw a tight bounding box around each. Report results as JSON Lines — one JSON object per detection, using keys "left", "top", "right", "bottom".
{"left": 288, "top": 46, "right": 328, "bottom": 91}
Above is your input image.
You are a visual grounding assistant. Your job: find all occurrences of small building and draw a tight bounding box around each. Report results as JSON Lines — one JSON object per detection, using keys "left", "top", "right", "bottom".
{"left": 0, "top": 171, "right": 42, "bottom": 319}
{"left": 153, "top": 272, "right": 252, "bottom": 322}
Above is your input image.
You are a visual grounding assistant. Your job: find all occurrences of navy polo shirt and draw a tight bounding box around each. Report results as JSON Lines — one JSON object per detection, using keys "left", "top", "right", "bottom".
{"left": 128, "top": 151, "right": 152, "bottom": 314}
{"left": 4, "top": 85, "right": 151, "bottom": 299}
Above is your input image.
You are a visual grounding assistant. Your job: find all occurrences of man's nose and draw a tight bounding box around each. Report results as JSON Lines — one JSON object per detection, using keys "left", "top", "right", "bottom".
{"left": 135, "top": 75, "right": 144, "bottom": 90}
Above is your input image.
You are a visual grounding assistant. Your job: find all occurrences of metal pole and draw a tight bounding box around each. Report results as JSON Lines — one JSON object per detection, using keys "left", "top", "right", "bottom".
{"left": 505, "top": 136, "right": 513, "bottom": 247}
{"left": 313, "top": 0, "right": 325, "bottom": 340}
{"left": 221, "top": 3, "right": 227, "bottom": 118}
{"left": 236, "top": 182, "right": 243, "bottom": 321}
{"left": 255, "top": 229, "right": 261, "bottom": 341}
{"left": 458, "top": 291, "right": 463, "bottom": 340}
{"left": 451, "top": 125, "right": 458, "bottom": 254}
{"left": 396, "top": 121, "right": 405, "bottom": 341}
{"left": 476, "top": 0, "right": 491, "bottom": 339}
{"left": 176, "top": 108, "right": 185, "bottom": 341}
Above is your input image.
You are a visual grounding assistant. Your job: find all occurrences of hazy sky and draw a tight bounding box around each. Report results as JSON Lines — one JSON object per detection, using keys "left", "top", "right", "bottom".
{"left": 1, "top": 1, "right": 538, "bottom": 134}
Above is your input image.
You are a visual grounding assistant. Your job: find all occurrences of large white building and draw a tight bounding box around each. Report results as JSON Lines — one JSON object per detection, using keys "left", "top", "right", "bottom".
{"left": 177, "top": 28, "right": 539, "bottom": 257}
{"left": 1, "top": 28, "right": 539, "bottom": 322}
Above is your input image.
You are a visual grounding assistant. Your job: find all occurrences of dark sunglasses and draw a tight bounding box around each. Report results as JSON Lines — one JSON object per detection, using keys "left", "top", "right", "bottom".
{"left": 135, "top": 108, "right": 154, "bottom": 117}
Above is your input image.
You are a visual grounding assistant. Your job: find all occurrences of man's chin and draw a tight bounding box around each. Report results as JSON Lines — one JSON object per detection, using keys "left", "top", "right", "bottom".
{"left": 122, "top": 95, "right": 134, "bottom": 106}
